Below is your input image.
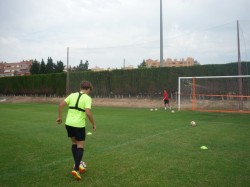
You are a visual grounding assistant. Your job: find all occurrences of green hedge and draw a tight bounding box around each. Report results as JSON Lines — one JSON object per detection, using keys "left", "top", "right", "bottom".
{"left": 0, "top": 73, "right": 66, "bottom": 96}
{"left": 0, "top": 62, "right": 249, "bottom": 97}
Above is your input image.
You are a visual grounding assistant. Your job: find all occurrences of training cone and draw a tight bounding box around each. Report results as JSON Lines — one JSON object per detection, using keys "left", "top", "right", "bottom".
{"left": 200, "top": 146, "right": 208, "bottom": 149}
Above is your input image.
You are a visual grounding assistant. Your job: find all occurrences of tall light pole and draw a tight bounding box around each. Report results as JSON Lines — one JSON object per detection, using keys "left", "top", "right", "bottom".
{"left": 237, "top": 20, "right": 241, "bottom": 75}
{"left": 160, "top": 0, "right": 164, "bottom": 67}
{"left": 66, "top": 47, "right": 69, "bottom": 95}
{"left": 237, "top": 20, "right": 243, "bottom": 110}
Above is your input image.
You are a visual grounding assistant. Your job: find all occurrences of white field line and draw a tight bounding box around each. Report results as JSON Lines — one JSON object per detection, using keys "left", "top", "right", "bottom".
{"left": 99, "top": 126, "right": 188, "bottom": 152}
{"left": 2, "top": 121, "right": 239, "bottom": 178}
{"left": 1, "top": 126, "right": 188, "bottom": 178}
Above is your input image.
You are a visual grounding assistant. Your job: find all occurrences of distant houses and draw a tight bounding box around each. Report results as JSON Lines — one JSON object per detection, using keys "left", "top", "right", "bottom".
{"left": 0, "top": 60, "right": 32, "bottom": 77}
{"left": 1, "top": 57, "right": 195, "bottom": 77}
{"left": 145, "top": 57, "right": 194, "bottom": 68}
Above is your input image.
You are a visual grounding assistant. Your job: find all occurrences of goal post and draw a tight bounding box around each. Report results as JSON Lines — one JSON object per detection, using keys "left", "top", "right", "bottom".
{"left": 178, "top": 75, "right": 250, "bottom": 113}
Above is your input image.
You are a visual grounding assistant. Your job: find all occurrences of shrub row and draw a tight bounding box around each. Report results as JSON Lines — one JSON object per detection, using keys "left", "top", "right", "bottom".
{"left": 0, "top": 62, "right": 249, "bottom": 97}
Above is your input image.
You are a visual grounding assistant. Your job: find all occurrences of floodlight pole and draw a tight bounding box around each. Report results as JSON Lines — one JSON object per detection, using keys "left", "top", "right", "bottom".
{"left": 237, "top": 20, "right": 241, "bottom": 70}
{"left": 178, "top": 77, "right": 181, "bottom": 111}
{"left": 237, "top": 20, "right": 243, "bottom": 110}
{"left": 160, "top": 0, "right": 163, "bottom": 67}
{"left": 66, "top": 47, "right": 69, "bottom": 95}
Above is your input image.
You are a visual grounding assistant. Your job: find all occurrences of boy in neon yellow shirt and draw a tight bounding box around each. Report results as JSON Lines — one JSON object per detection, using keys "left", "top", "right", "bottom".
{"left": 56, "top": 81, "right": 96, "bottom": 180}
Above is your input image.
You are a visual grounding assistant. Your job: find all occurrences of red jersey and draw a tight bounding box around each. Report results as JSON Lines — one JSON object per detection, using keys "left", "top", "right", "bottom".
{"left": 163, "top": 91, "right": 169, "bottom": 100}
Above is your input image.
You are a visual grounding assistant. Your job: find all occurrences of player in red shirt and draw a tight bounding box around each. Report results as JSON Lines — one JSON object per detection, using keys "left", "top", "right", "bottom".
{"left": 163, "top": 89, "right": 171, "bottom": 110}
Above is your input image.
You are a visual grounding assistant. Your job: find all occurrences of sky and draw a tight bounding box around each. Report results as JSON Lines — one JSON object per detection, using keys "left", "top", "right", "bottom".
{"left": 0, "top": 0, "right": 250, "bottom": 69}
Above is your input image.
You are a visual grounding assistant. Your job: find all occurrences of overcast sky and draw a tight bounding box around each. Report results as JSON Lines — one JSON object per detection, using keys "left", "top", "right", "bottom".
{"left": 0, "top": 0, "right": 249, "bottom": 69}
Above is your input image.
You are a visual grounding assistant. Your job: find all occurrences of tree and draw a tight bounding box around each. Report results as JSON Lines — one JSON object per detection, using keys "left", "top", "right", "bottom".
{"left": 194, "top": 60, "right": 201, "bottom": 66}
{"left": 72, "top": 66, "right": 77, "bottom": 72}
{"left": 54, "top": 60, "right": 65, "bottom": 73}
{"left": 138, "top": 59, "right": 147, "bottom": 69}
{"left": 83, "top": 60, "right": 89, "bottom": 70}
{"left": 76, "top": 60, "right": 89, "bottom": 71}
{"left": 45, "top": 57, "right": 54, "bottom": 73}
{"left": 39, "top": 59, "right": 46, "bottom": 74}
{"left": 30, "top": 59, "right": 40, "bottom": 74}
{"left": 77, "top": 60, "right": 84, "bottom": 71}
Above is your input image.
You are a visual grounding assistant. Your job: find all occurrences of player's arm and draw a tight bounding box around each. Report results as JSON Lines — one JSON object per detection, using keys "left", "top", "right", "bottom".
{"left": 56, "top": 100, "right": 67, "bottom": 124}
{"left": 85, "top": 108, "right": 96, "bottom": 131}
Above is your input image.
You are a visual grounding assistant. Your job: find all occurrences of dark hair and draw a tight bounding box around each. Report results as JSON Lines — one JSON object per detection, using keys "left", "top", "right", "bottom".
{"left": 80, "top": 81, "right": 93, "bottom": 91}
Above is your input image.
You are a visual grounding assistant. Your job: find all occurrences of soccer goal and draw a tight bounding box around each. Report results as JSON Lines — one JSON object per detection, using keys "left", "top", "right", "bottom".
{"left": 178, "top": 75, "right": 250, "bottom": 113}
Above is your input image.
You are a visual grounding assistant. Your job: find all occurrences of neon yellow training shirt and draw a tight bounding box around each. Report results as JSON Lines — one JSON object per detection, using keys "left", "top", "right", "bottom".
{"left": 64, "top": 92, "right": 92, "bottom": 128}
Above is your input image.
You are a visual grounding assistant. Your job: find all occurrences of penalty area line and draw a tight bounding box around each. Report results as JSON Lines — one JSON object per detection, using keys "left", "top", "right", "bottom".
{"left": 98, "top": 126, "right": 188, "bottom": 153}
{"left": 1, "top": 127, "right": 187, "bottom": 179}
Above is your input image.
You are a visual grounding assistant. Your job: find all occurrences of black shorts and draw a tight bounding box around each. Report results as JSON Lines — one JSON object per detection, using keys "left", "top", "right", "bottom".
{"left": 164, "top": 100, "right": 169, "bottom": 104}
{"left": 65, "top": 125, "right": 86, "bottom": 141}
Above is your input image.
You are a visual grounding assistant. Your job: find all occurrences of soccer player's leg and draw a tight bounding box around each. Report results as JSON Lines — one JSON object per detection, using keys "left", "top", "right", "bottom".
{"left": 168, "top": 100, "right": 171, "bottom": 109}
{"left": 74, "top": 127, "right": 86, "bottom": 174}
{"left": 79, "top": 161, "right": 87, "bottom": 173}
{"left": 71, "top": 170, "right": 81, "bottom": 180}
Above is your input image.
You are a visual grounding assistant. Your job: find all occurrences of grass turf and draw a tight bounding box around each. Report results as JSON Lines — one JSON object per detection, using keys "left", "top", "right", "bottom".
{"left": 0, "top": 103, "right": 249, "bottom": 187}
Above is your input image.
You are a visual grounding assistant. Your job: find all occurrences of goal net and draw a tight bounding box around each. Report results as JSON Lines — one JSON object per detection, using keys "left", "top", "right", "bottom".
{"left": 178, "top": 75, "right": 250, "bottom": 113}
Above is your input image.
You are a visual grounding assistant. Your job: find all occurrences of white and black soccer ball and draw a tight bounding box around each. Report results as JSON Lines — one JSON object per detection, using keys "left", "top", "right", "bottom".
{"left": 190, "top": 121, "right": 196, "bottom": 126}
{"left": 73, "top": 161, "right": 87, "bottom": 170}
{"left": 80, "top": 161, "right": 87, "bottom": 168}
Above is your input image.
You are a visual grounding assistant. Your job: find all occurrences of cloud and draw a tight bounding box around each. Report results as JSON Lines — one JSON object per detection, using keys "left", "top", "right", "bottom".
{"left": 0, "top": 0, "right": 250, "bottom": 68}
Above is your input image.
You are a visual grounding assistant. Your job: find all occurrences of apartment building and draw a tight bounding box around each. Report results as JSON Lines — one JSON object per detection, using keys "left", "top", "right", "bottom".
{"left": 0, "top": 60, "right": 33, "bottom": 77}
{"left": 91, "top": 66, "right": 105, "bottom": 72}
{"left": 146, "top": 57, "right": 194, "bottom": 68}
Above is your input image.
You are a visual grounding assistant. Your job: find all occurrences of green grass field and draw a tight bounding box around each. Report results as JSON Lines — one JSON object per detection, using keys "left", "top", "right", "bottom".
{"left": 0, "top": 103, "right": 249, "bottom": 187}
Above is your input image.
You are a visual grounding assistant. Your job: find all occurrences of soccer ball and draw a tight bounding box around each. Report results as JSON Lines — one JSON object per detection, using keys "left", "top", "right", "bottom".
{"left": 150, "top": 108, "right": 154, "bottom": 111}
{"left": 190, "top": 121, "right": 196, "bottom": 126}
{"left": 154, "top": 108, "right": 158, "bottom": 111}
{"left": 171, "top": 110, "right": 175, "bottom": 113}
{"left": 80, "top": 161, "right": 87, "bottom": 168}
{"left": 73, "top": 161, "right": 87, "bottom": 173}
